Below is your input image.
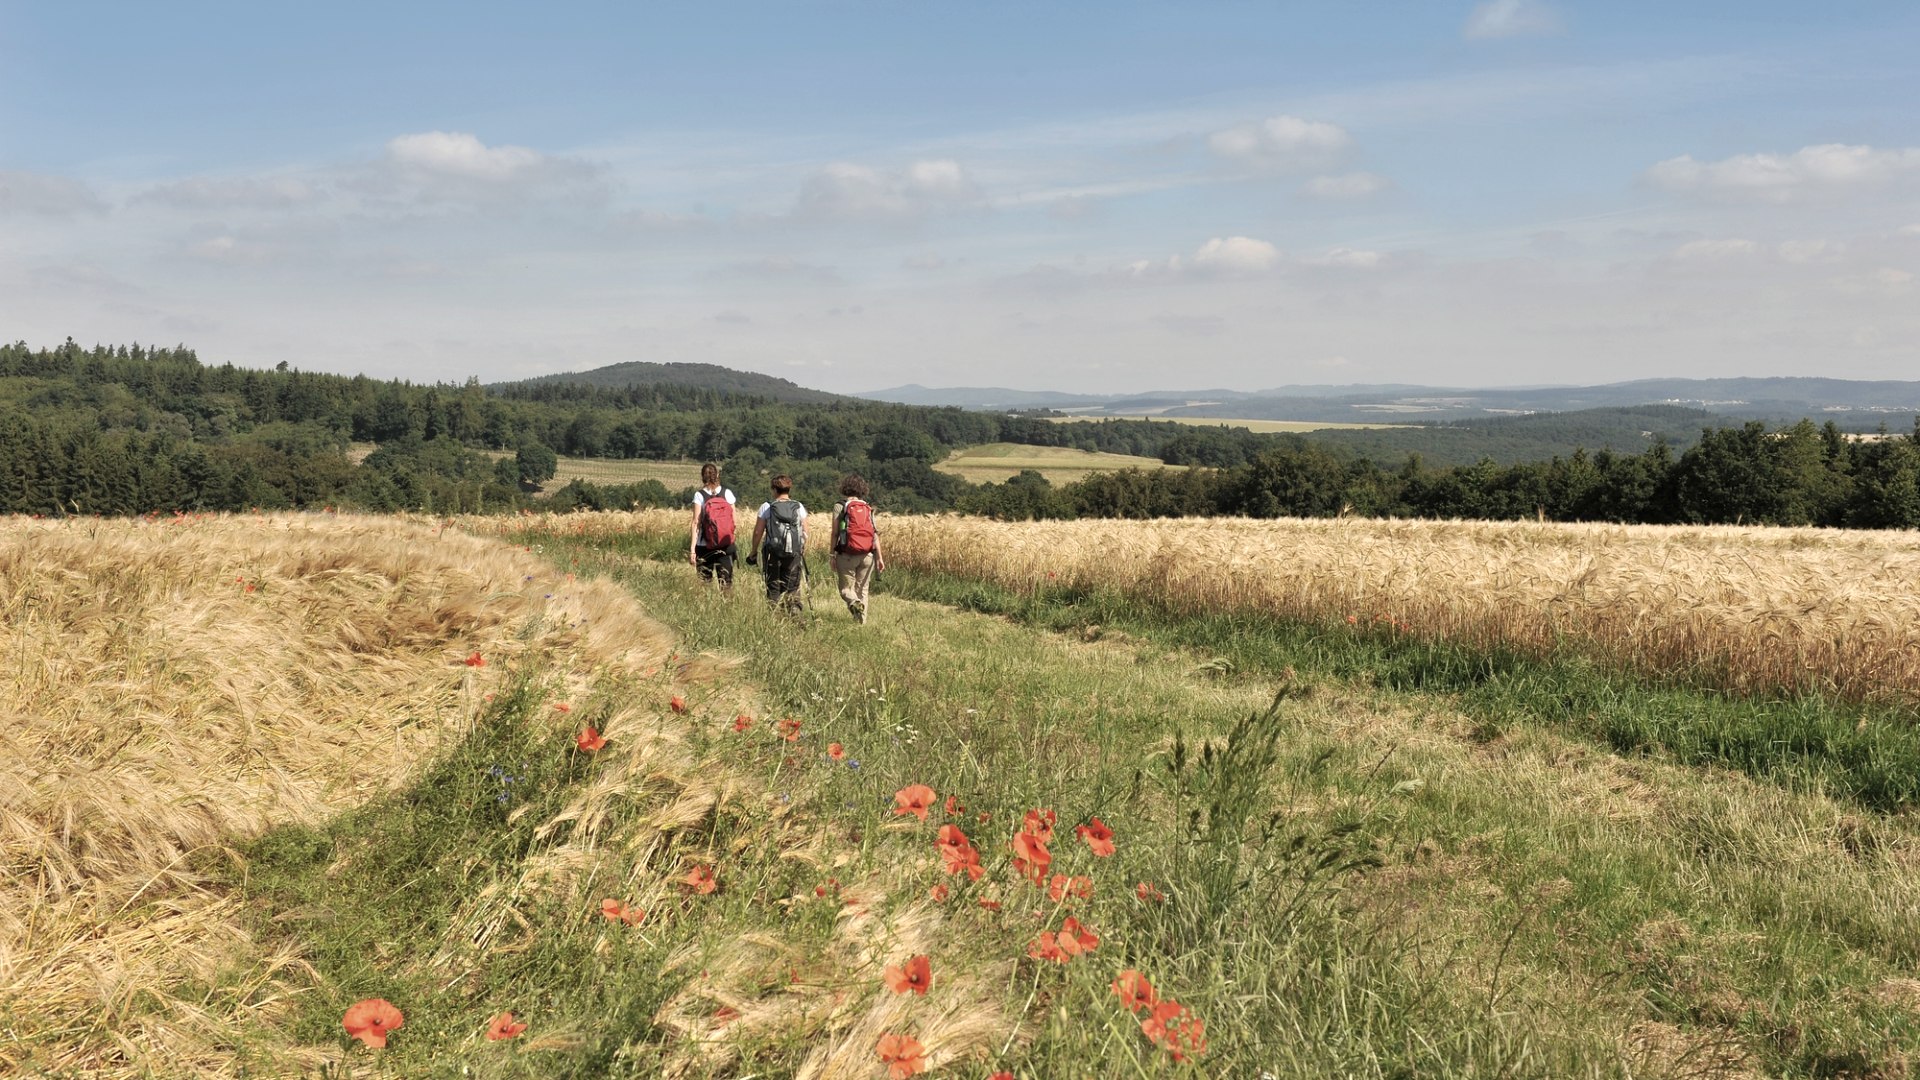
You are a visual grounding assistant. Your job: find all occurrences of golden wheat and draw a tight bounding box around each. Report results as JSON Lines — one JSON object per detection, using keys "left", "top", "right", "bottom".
{"left": 0, "top": 511, "right": 681, "bottom": 1076}
{"left": 487, "top": 509, "right": 1920, "bottom": 702}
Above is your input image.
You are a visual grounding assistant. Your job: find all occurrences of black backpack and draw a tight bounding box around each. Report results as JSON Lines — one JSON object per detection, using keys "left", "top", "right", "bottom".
{"left": 762, "top": 500, "right": 803, "bottom": 557}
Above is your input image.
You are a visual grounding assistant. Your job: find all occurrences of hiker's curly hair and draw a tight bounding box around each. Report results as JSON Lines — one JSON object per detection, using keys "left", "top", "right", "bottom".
{"left": 838, "top": 474, "right": 868, "bottom": 499}
{"left": 770, "top": 474, "right": 794, "bottom": 494}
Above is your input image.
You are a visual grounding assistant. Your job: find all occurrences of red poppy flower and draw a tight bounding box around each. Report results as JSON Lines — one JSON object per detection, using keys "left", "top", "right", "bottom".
{"left": 1136, "top": 881, "right": 1166, "bottom": 903}
{"left": 485, "top": 1010, "right": 527, "bottom": 1041}
{"left": 670, "top": 695, "right": 688, "bottom": 713}
{"left": 990, "top": 1073, "right": 1014, "bottom": 1080}
{"left": 828, "top": 742, "right": 846, "bottom": 760}
{"left": 876, "top": 1033, "right": 927, "bottom": 1079}
{"left": 1010, "top": 831, "right": 1051, "bottom": 885}
{"left": 1171, "top": 1016, "right": 1208, "bottom": 1062}
{"left": 1057, "top": 916, "right": 1099, "bottom": 957}
{"left": 937, "top": 826, "right": 985, "bottom": 881}
{"left": 883, "top": 954, "right": 932, "bottom": 996}
{"left": 1075, "top": 817, "right": 1116, "bottom": 857}
{"left": 1047, "top": 874, "right": 1093, "bottom": 903}
{"left": 893, "top": 784, "right": 937, "bottom": 821}
{"left": 929, "top": 883, "right": 949, "bottom": 902}
{"left": 342, "top": 998, "right": 404, "bottom": 1048}
{"left": 977, "top": 896, "right": 1002, "bottom": 911}
{"left": 1140, "top": 1000, "right": 1186, "bottom": 1048}
{"left": 733, "top": 714, "right": 753, "bottom": 732}
{"left": 1021, "top": 808, "right": 1056, "bottom": 843}
{"left": 683, "top": 865, "right": 717, "bottom": 895}
{"left": 553, "top": 702, "right": 572, "bottom": 713}
{"left": 600, "top": 898, "right": 626, "bottom": 921}
{"left": 1111, "top": 969, "right": 1156, "bottom": 1013}
{"left": 778, "top": 717, "right": 802, "bottom": 741}
{"left": 1027, "top": 932, "right": 1067, "bottom": 963}
{"left": 944, "top": 795, "right": 965, "bottom": 816}
{"left": 464, "top": 652, "right": 486, "bottom": 668}
{"left": 576, "top": 726, "right": 607, "bottom": 752}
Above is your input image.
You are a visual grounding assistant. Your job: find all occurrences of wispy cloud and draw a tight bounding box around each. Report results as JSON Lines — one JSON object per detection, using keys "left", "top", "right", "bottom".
{"left": 1463, "top": 0, "right": 1564, "bottom": 40}
{"left": 1646, "top": 143, "right": 1920, "bottom": 202}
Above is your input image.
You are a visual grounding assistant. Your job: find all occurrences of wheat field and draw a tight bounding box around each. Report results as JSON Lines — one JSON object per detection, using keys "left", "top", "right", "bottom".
{"left": 0, "top": 511, "right": 684, "bottom": 1076}
{"left": 525, "top": 510, "right": 1920, "bottom": 703}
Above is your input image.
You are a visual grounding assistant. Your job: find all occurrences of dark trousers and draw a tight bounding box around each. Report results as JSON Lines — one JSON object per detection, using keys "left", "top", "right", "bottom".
{"left": 696, "top": 544, "right": 735, "bottom": 587}
{"left": 762, "top": 550, "right": 803, "bottom": 609}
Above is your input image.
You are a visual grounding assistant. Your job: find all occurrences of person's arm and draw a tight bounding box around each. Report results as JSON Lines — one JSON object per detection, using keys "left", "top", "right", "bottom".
{"left": 689, "top": 494, "right": 702, "bottom": 565}
{"left": 872, "top": 520, "right": 885, "bottom": 573}
{"left": 749, "top": 507, "right": 766, "bottom": 560}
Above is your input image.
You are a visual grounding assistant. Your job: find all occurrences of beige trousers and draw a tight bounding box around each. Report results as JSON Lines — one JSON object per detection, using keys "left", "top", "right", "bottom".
{"left": 832, "top": 551, "right": 875, "bottom": 611}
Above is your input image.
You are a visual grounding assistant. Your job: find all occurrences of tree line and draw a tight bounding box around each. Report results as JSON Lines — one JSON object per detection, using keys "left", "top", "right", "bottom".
{"left": 4, "top": 339, "right": 1918, "bottom": 528}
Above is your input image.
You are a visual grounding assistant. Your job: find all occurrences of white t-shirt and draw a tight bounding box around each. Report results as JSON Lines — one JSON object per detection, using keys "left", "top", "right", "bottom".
{"left": 692, "top": 485, "right": 736, "bottom": 509}
{"left": 758, "top": 499, "right": 808, "bottom": 545}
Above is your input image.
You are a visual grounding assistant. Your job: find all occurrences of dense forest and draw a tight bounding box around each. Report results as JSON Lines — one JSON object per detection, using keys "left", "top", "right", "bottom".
{"left": 4, "top": 339, "right": 1918, "bottom": 528}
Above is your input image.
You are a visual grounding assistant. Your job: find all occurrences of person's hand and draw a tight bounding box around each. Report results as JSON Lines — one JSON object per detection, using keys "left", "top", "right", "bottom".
{"left": 745, "top": 553, "right": 758, "bottom": 567}
{"left": 688, "top": 551, "right": 698, "bottom": 567}
{"left": 875, "top": 557, "right": 886, "bottom": 573}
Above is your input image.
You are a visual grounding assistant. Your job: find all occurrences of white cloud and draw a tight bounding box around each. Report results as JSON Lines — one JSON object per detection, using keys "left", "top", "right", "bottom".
{"left": 1897, "top": 224, "right": 1920, "bottom": 237}
{"left": 0, "top": 170, "right": 106, "bottom": 217}
{"left": 137, "top": 175, "right": 318, "bottom": 210}
{"left": 1646, "top": 143, "right": 1920, "bottom": 202}
{"left": 1300, "top": 172, "right": 1392, "bottom": 200}
{"left": 1463, "top": 0, "right": 1564, "bottom": 40}
{"left": 388, "top": 131, "right": 545, "bottom": 180}
{"left": 1191, "top": 236, "right": 1280, "bottom": 275}
{"left": 1776, "top": 239, "right": 1844, "bottom": 264}
{"left": 1303, "top": 247, "right": 1388, "bottom": 269}
{"left": 373, "top": 131, "right": 606, "bottom": 203}
{"left": 1670, "top": 238, "right": 1762, "bottom": 261}
{"left": 1208, "top": 115, "right": 1352, "bottom": 172}
{"left": 792, "top": 158, "right": 981, "bottom": 221}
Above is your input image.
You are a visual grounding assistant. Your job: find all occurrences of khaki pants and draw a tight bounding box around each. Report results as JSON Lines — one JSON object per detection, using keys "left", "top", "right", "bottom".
{"left": 832, "top": 551, "right": 875, "bottom": 615}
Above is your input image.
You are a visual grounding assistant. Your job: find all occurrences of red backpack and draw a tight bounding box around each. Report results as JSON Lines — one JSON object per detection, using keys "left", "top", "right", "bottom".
{"left": 835, "top": 498, "right": 876, "bottom": 554}
{"left": 697, "top": 490, "right": 736, "bottom": 548}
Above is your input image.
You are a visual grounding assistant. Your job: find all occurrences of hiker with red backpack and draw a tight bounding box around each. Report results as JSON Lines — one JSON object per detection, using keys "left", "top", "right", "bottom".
{"left": 831, "top": 473, "right": 885, "bottom": 624}
{"left": 688, "top": 462, "right": 737, "bottom": 591}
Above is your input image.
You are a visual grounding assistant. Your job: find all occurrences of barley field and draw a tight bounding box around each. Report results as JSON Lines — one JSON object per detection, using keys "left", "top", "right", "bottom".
{"left": 537, "top": 510, "right": 1920, "bottom": 704}
{"left": 933, "top": 443, "right": 1182, "bottom": 484}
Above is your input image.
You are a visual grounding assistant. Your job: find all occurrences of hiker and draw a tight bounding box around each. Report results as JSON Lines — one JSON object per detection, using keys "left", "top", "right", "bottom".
{"left": 745, "top": 474, "right": 807, "bottom": 612}
{"left": 831, "top": 473, "right": 885, "bottom": 624}
{"left": 688, "top": 462, "right": 737, "bottom": 590}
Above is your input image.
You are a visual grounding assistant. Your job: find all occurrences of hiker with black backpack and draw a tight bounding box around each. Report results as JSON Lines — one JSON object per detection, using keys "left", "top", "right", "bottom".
{"left": 831, "top": 473, "right": 885, "bottom": 624}
{"left": 745, "top": 474, "right": 808, "bottom": 613}
{"left": 688, "top": 462, "right": 737, "bottom": 591}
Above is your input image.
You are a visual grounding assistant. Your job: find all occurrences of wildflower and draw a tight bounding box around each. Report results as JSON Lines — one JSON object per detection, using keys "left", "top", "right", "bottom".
{"left": 883, "top": 954, "right": 932, "bottom": 996}
{"left": 936, "top": 825, "right": 985, "bottom": 881}
{"left": 486, "top": 1011, "right": 527, "bottom": 1041}
{"left": 733, "top": 714, "right": 753, "bottom": 732}
{"left": 1136, "top": 881, "right": 1166, "bottom": 903}
{"left": 1021, "top": 808, "right": 1056, "bottom": 843}
{"left": 828, "top": 742, "right": 846, "bottom": 761}
{"left": 893, "top": 784, "right": 937, "bottom": 821}
{"left": 977, "top": 896, "right": 1002, "bottom": 911}
{"left": 1010, "top": 830, "right": 1051, "bottom": 885}
{"left": 991, "top": 1073, "right": 1014, "bottom": 1080}
{"left": 464, "top": 652, "right": 486, "bottom": 668}
{"left": 929, "top": 883, "right": 949, "bottom": 902}
{"left": 576, "top": 726, "right": 607, "bottom": 752}
{"left": 1027, "top": 932, "right": 1067, "bottom": 963}
{"left": 1075, "top": 817, "right": 1116, "bottom": 857}
{"left": 1057, "top": 916, "right": 1099, "bottom": 957}
{"left": 342, "top": 998, "right": 404, "bottom": 1048}
{"left": 600, "top": 898, "right": 626, "bottom": 921}
{"left": 778, "top": 717, "right": 802, "bottom": 741}
{"left": 1347, "top": 613, "right": 1359, "bottom": 624}
{"left": 712, "top": 1005, "right": 741, "bottom": 1026}
{"left": 553, "top": 702, "right": 571, "bottom": 713}
{"left": 683, "top": 865, "right": 718, "bottom": 895}
{"left": 944, "top": 795, "right": 965, "bottom": 816}
{"left": 1047, "top": 874, "right": 1093, "bottom": 903}
{"left": 1112, "top": 969, "right": 1156, "bottom": 1013}
{"left": 876, "top": 1033, "right": 927, "bottom": 1079}
{"left": 670, "top": 695, "right": 688, "bottom": 714}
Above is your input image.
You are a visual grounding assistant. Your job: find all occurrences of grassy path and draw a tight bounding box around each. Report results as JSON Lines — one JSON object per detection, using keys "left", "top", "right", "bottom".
{"left": 550, "top": 535, "right": 1920, "bottom": 1078}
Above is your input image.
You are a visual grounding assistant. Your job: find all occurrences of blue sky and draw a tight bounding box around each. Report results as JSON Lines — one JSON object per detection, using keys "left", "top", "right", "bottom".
{"left": 4, "top": 1, "right": 1917, "bottom": 392}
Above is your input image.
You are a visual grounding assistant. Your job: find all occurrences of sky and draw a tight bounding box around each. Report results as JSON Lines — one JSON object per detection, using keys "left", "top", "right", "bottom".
{"left": 3, "top": 0, "right": 1918, "bottom": 394}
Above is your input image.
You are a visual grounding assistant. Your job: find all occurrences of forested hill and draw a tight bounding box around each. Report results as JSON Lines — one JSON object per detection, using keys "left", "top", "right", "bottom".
{"left": 5, "top": 339, "right": 1919, "bottom": 529}
{"left": 1312, "top": 405, "right": 1715, "bottom": 469}
{"left": 495, "top": 361, "right": 848, "bottom": 405}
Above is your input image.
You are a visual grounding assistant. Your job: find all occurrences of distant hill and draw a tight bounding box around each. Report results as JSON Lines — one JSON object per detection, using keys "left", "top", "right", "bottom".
{"left": 499, "top": 361, "right": 849, "bottom": 405}
{"left": 862, "top": 376, "right": 1920, "bottom": 429}
{"left": 1311, "top": 405, "right": 1718, "bottom": 468}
